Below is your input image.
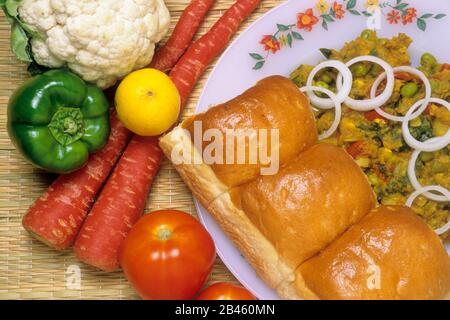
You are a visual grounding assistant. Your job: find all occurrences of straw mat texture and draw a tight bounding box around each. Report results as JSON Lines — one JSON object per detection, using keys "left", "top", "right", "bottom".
{"left": 0, "top": 0, "right": 283, "bottom": 299}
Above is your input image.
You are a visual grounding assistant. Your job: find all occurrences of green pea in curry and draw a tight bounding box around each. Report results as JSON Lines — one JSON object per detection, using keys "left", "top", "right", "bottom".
{"left": 290, "top": 30, "right": 449, "bottom": 238}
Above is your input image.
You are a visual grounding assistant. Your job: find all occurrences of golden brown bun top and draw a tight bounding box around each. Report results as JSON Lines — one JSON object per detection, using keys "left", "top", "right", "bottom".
{"left": 183, "top": 75, "right": 318, "bottom": 187}
{"left": 232, "top": 143, "right": 376, "bottom": 269}
{"left": 299, "top": 205, "right": 450, "bottom": 300}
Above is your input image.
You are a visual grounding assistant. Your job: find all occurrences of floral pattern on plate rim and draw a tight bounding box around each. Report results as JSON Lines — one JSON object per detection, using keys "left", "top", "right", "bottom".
{"left": 249, "top": 0, "right": 447, "bottom": 70}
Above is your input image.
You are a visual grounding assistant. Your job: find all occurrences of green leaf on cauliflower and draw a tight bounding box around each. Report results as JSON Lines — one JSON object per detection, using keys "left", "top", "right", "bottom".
{"left": 1, "top": 2, "right": 14, "bottom": 23}
{"left": 1, "top": 0, "right": 43, "bottom": 63}
{"left": 4, "top": 0, "right": 41, "bottom": 38}
{"left": 4, "top": 0, "right": 171, "bottom": 87}
{"left": 5, "top": 0, "right": 21, "bottom": 16}
{"left": 10, "top": 22, "right": 32, "bottom": 62}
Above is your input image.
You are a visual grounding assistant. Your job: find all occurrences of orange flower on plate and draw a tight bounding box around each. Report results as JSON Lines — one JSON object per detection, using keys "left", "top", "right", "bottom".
{"left": 297, "top": 8, "right": 319, "bottom": 31}
{"left": 333, "top": 2, "right": 345, "bottom": 19}
{"left": 260, "top": 35, "right": 281, "bottom": 53}
{"left": 402, "top": 7, "right": 417, "bottom": 25}
{"left": 387, "top": 10, "right": 400, "bottom": 24}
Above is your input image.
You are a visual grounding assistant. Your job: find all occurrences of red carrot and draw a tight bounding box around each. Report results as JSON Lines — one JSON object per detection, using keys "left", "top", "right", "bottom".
{"left": 21, "top": 0, "right": 212, "bottom": 250}
{"left": 150, "top": 0, "right": 216, "bottom": 72}
{"left": 74, "top": 0, "right": 261, "bottom": 271}
{"left": 74, "top": 136, "right": 162, "bottom": 271}
{"left": 22, "top": 113, "right": 132, "bottom": 250}
{"left": 170, "top": 0, "right": 261, "bottom": 106}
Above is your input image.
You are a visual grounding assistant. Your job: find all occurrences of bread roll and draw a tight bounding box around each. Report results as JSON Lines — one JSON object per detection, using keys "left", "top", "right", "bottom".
{"left": 298, "top": 205, "right": 450, "bottom": 300}
{"left": 183, "top": 75, "right": 317, "bottom": 187}
{"left": 204, "top": 190, "right": 297, "bottom": 297}
{"left": 232, "top": 143, "right": 376, "bottom": 269}
{"left": 160, "top": 75, "right": 450, "bottom": 300}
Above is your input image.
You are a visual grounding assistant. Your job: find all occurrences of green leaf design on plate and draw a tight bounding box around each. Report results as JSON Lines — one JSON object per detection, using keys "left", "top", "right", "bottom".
{"left": 420, "top": 13, "right": 433, "bottom": 19}
{"left": 417, "top": 18, "right": 426, "bottom": 31}
{"left": 249, "top": 53, "right": 264, "bottom": 60}
{"left": 362, "top": 10, "right": 372, "bottom": 17}
{"left": 395, "top": 3, "right": 408, "bottom": 10}
{"left": 322, "top": 20, "right": 328, "bottom": 31}
{"left": 330, "top": 7, "right": 336, "bottom": 17}
{"left": 434, "top": 13, "right": 446, "bottom": 19}
{"left": 276, "top": 23, "right": 289, "bottom": 31}
{"left": 349, "top": 9, "right": 361, "bottom": 15}
{"left": 346, "top": 0, "right": 356, "bottom": 9}
{"left": 287, "top": 33, "right": 293, "bottom": 48}
{"left": 253, "top": 60, "right": 265, "bottom": 70}
{"left": 292, "top": 31, "right": 303, "bottom": 40}
{"left": 322, "top": 14, "right": 334, "bottom": 22}
{"left": 396, "top": 0, "right": 402, "bottom": 4}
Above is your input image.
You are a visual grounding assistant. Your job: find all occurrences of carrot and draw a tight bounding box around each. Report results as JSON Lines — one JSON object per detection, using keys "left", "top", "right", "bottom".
{"left": 22, "top": 113, "right": 132, "bottom": 250}
{"left": 21, "top": 0, "right": 212, "bottom": 250}
{"left": 74, "top": 0, "right": 261, "bottom": 271}
{"left": 150, "top": 0, "right": 216, "bottom": 72}
{"left": 170, "top": 0, "right": 261, "bottom": 106}
{"left": 74, "top": 136, "right": 161, "bottom": 271}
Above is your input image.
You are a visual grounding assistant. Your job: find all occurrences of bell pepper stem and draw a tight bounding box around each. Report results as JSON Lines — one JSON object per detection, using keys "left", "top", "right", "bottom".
{"left": 48, "top": 107, "right": 84, "bottom": 146}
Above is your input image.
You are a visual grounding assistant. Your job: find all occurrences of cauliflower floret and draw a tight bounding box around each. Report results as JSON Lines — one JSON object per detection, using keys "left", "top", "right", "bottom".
{"left": 30, "top": 38, "right": 64, "bottom": 67}
{"left": 19, "top": 0, "right": 56, "bottom": 33}
{"left": 19, "top": 0, "right": 170, "bottom": 88}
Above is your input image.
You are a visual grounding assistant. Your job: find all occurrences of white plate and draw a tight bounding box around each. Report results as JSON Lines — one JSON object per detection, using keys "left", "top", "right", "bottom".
{"left": 194, "top": 0, "right": 450, "bottom": 299}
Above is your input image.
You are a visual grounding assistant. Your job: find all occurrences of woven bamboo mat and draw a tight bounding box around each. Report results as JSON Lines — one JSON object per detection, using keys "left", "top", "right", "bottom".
{"left": 0, "top": 0, "right": 283, "bottom": 300}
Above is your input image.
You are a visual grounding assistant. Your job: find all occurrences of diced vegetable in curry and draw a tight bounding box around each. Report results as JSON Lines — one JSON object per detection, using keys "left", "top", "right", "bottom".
{"left": 290, "top": 30, "right": 449, "bottom": 238}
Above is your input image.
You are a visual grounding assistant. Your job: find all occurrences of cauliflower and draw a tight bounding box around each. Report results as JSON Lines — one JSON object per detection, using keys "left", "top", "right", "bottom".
{"left": 6, "top": 0, "right": 170, "bottom": 88}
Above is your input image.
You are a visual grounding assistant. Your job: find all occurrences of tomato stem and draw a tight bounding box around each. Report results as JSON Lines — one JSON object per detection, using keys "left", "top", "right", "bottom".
{"left": 157, "top": 228, "right": 172, "bottom": 240}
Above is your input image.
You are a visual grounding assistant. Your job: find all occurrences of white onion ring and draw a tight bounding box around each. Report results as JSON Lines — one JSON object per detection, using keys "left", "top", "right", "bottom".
{"left": 406, "top": 185, "right": 450, "bottom": 235}
{"left": 306, "top": 60, "right": 352, "bottom": 109}
{"left": 435, "top": 220, "right": 450, "bottom": 236}
{"left": 371, "top": 66, "right": 432, "bottom": 122}
{"left": 401, "top": 97, "right": 450, "bottom": 152}
{"left": 408, "top": 138, "right": 447, "bottom": 202}
{"left": 300, "top": 86, "right": 341, "bottom": 140}
{"left": 336, "top": 55, "right": 395, "bottom": 111}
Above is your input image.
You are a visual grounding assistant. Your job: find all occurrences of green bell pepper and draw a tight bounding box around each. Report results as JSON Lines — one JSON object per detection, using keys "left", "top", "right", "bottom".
{"left": 7, "top": 69, "right": 110, "bottom": 173}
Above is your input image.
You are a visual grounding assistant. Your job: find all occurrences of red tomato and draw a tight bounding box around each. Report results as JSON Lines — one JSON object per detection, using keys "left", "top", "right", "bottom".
{"left": 120, "top": 210, "right": 216, "bottom": 300}
{"left": 394, "top": 72, "right": 415, "bottom": 81}
{"left": 423, "top": 104, "right": 432, "bottom": 116}
{"left": 441, "top": 63, "right": 450, "bottom": 71}
{"left": 364, "top": 110, "right": 386, "bottom": 122}
{"left": 345, "top": 140, "right": 368, "bottom": 159}
{"left": 196, "top": 282, "right": 256, "bottom": 300}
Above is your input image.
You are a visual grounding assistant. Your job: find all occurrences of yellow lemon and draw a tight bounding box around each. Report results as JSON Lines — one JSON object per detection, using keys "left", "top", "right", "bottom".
{"left": 115, "top": 68, "right": 180, "bottom": 136}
